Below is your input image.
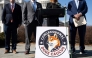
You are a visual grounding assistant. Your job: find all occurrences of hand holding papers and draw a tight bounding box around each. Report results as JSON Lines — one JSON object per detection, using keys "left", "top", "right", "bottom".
{"left": 73, "top": 16, "right": 87, "bottom": 27}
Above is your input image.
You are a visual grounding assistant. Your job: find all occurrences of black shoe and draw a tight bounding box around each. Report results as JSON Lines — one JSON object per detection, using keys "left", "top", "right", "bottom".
{"left": 71, "top": 49, "right": 76, "bottom": 54}
{"left": 4, "top": 50, "right": 9, "bottom": 54}
{"left": 71, "top": 50, "right": 76, "bottom": 54}
{"left": 71, "top": 48, "right": 75, "bottom": 54}
{"left": 80, "top": 50, "right": 87, "bottom": 54}
{"left": 25, "top": 50, "right": 29, "bottom": 54}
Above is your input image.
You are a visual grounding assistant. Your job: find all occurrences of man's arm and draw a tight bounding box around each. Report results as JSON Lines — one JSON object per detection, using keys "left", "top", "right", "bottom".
{"left": 38, "top": 3, "right": 43, "bottom": 26}
{"left": 80, "top": 1, "right": 88, "bottom": 15}
{"left": 18, "top": 5, "right": 22, "bottom": 26}
{"left": 67, "top": 2, "right": 75, "bottom": 17}
{"left": 22, "top": 2, "right": 27, "bottom": 24}
{"left": 2, "top": 5, "right": 6, "bottom": 24}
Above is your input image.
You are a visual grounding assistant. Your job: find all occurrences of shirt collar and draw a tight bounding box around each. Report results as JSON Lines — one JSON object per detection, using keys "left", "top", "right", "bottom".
{"left": 10, "top": 3, "right": 15, "bottom": 7}
{"left": 31, "top": 0, "right": 36, "bottom": 3}
{"left": 75, "top": 0, "right": 79, "bottom": 2}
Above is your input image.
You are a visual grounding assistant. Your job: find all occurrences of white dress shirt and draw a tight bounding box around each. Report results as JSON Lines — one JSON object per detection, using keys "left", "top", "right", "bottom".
{"left": 10, "top": 3, "right": 15, "bottom": 9}
{"left": 75, "top": 0, "right": 79, "bottom": 9}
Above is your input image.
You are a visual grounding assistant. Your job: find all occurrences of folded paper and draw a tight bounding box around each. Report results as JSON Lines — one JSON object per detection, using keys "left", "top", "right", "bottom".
{"left": 73, "top": 16, "right": 87, "bottom": 27}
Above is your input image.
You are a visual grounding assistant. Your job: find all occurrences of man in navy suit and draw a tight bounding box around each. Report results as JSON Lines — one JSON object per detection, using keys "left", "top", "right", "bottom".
{"left": 2, "top": 0, "right": 22, "bottom": 54}
{"left": 67, "top": 0, "right": 88, "bottom": 54}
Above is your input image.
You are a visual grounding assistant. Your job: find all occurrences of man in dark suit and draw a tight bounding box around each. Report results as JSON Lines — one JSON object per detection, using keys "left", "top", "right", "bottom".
{"left": 67, "top": 0, "right": 88, "bottom": 54}
{"left": 22, "top": 0, "right": 43, "bottom": 54}
{"left": 2, "top": 0, "right": 22, "bottom": 54}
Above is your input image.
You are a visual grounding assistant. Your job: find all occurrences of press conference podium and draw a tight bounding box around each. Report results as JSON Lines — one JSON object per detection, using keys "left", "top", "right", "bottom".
{"left": 35, "top": 8, "right": 70, "bottom": 58}
{"left": 38, "top": 8, "right": 65, "bottom": 18}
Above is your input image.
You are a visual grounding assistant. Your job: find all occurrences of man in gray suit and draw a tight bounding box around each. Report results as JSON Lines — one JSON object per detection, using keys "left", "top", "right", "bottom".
{"left": 22, "top": 0, "right": 43, "bottom": 54}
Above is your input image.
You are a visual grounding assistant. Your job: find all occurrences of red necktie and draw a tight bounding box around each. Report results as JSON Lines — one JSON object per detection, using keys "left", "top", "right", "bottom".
{"left": 11, "top": 5, "right": 14, "bottom": 12}
{"left": 11, "top": 5, "right": 14, "bottom": 23}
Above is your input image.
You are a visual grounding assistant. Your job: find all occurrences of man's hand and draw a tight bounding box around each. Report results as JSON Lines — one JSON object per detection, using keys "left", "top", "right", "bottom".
{"left": 78, "top": 13, "right": 82, "bottom": 17}
{"left": 74, "top": 14, "right": 80, "bottom": 20}
{"left": 74, "top": 13, "right": 82, "bottom": 20}
{"left": 11, "top": 19, "right": 13, "bottom": 23}
{"left": 18, "top": 24, "right": 21, "bottom": 27}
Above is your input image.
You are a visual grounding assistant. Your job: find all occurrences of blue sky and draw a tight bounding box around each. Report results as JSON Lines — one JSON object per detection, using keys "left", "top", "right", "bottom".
{"left": 24, "top": 0, "right": 92, "bottom": 26}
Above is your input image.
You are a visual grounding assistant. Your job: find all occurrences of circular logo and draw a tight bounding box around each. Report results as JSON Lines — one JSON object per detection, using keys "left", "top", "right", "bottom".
{"left": 39, "top": 29, "right": 67, "bottom": 57}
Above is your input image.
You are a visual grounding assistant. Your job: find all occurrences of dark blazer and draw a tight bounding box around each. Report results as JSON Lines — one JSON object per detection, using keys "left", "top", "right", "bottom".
{"left": 22, "top": 1, "right": 43, "bottom": 25}
{"left": 67, "top": 0, "right": 88, "bottom": 26}
{"left": 46, "top": 2, "right": 61, "bottom": 9}
{"left": 46, "top": 2, "right": 61, "bottom": 26}
{"left": 2, "top": 3, "right": 22, "bottom": 28}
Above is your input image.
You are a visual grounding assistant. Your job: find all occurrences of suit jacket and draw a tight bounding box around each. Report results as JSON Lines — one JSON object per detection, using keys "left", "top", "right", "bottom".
{"left": 46, "top": 2, "right": 61, "bottom": 26}
{"left": 46, "top": 2, "right": 61, "bottom": 9}
{"left": 22, "top": 1, "right": 43, "bottom": 25}
{"left": 46, "top": 2, "right": 61, "bottom": 20}
{"left": 2, "top": 3, "right": 22, "bottom": 28}
{"left": 46, "top": 2, "right": 61, "bottom": 18}
{"left": 67, "top": 0, "right": 88, "bottom": 26}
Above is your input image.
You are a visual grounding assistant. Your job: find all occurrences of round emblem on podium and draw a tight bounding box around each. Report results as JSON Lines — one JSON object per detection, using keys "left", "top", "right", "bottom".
{"left": 39, "top": 29, "right": 67, "bottom": 57}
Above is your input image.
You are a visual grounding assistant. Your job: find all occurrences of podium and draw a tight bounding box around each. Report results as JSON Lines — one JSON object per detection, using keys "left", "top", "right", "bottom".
{"left": 38, "top": 8, "right": 65, "bottom": 18}
{"left": 35, "top": 8, "right": 70, "bottom": 58}
{"left": 35, "top": 27, "right": 70, "bottom": 58}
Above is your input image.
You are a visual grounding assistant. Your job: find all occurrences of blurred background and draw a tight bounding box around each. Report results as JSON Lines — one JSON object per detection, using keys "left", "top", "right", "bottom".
{"left": 0, "top": 0, "right": 92, "bottom": 46}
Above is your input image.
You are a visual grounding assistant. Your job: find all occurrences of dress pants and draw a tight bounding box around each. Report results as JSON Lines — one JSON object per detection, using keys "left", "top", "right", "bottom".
{"left": 25, "top": 20, "right": 38, "bottom": 51}
{"left": 70, "top": 24, "right": 86, "bottom": 51}
{"left": 4, "top": 24, "right": 17, "bottom": 50}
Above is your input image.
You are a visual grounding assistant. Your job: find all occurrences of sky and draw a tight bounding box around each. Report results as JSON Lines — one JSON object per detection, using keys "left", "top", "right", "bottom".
{"left": 24, "top": 0, "right": 92, "bottom": 26}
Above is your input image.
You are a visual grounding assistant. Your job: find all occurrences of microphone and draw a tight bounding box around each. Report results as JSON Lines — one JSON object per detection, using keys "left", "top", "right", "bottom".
{"left": 55, "top": 2, "right": 63, "bottom": 8}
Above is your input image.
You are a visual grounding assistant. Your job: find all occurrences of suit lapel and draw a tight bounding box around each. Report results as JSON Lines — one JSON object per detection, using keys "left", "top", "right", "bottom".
{"left": 73, "top": 0, "right": 77, "bottom": 10}
{"left": 78, "top": 1, "right": 82, "bottom": 10}
{"left": 8, "top": 3, "right": 16, "bottom": 13}
{"left": 28, "top": 1, "right": 40, "bottom": 12}
{"left": 8, "top": 4, "right": 12, "bottom": 13}
{"left": 29, "top": 1, "right": 35, "bottom": 12}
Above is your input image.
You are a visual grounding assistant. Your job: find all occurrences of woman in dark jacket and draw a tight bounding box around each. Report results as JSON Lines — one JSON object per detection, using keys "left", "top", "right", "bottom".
{"left": 46, "top": 0, "right": 61, "bottom": 26}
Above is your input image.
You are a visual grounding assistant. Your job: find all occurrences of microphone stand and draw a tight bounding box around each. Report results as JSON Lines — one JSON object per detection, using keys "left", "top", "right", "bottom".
{"left": 64, "top": 4, "right": 72, "bottom": 58}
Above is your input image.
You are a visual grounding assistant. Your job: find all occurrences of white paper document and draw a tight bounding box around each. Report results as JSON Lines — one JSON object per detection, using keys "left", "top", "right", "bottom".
{"left": 73, "top": 16, "right": 87, "bottom": 27}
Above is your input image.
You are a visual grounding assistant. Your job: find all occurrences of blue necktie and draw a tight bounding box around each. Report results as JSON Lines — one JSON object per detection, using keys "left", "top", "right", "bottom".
{"left": 33, "top": 2, "right": 36, "bottom": 11}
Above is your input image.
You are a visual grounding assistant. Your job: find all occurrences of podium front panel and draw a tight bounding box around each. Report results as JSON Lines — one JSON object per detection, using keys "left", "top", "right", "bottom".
{"left": 38, "top": 8, "right": 65, "bottom": 18}
{"left": 35, "top": 27, "right": 70, "bottom": 58}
